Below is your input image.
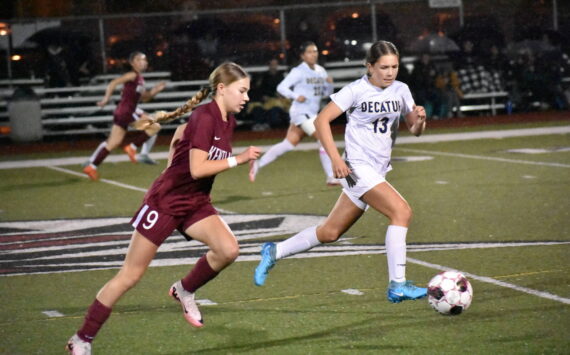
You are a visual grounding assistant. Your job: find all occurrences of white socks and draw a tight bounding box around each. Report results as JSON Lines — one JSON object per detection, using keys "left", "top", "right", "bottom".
{"left": 275, "top": 226, "right": 321, "bottom": 260}
{"left": 89, "top": 141, "right": 108, "bottom": 164}
{"left": 258, "top": 139, "right": 295, "bottom": 169}
{"left": 141, "top": 134, "right": 157, "bottom": 155}
{"left": 318, "top": 146, "right": 334, "bottom": 178}
{"left": 385, "top": 225, "right": 407, "bottom": 283}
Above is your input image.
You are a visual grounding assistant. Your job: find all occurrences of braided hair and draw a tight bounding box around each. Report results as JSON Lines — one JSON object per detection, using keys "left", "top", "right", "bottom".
{"left": 151, "top": 62, "right": 248, "bottom": 124}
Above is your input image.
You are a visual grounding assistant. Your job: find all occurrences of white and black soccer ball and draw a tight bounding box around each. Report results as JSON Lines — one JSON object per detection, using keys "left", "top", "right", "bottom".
{"left": 427, "top": 271, "right": 473, "bottom": 315}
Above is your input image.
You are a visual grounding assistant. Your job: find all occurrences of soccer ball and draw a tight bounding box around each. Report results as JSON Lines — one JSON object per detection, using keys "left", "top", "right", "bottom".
{"left": 427, "top": 271, "right": 473, "bottom": 315}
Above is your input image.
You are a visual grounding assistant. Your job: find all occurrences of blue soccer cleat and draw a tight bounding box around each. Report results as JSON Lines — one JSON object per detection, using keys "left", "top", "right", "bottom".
{"left": 387, "top": 280, "right": 428, "bottom": 303}
{"left": 254, "top": 242, "right": 276, "bottom": 286}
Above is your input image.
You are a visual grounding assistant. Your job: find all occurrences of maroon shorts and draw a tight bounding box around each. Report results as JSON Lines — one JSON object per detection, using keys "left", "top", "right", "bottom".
{"left": 113, "top": 110, "right": 139, "bottom": 130}
{"left": 130, "top": 202, "right": 218, "bottom": 246}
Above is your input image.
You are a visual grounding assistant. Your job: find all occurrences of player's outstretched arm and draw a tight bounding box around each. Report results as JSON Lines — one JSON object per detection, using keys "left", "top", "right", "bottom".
{"left": 97, "top": 72, "right": 137, "bottom": 107}
{"left": 141, "top": 81, "right": 166, "bottom": 102}
{"left": 189, "top": 146, "right": 261, "bottom": 179}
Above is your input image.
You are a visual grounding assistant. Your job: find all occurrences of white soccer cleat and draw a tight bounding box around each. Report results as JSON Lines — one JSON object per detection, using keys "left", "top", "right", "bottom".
{"left": 66, "top": 334, "right": 91, "bottom": 355}
{"left": 248, "top": 160, "right": 259, "bottom": 182}
{"left": 169, "top": 281, "right": 204, "bottom": 328}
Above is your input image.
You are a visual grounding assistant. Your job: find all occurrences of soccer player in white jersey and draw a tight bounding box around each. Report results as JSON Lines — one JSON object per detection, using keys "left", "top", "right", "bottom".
{"left": 249, "top": 41, "right": 340, "bottom": 186}
{"left": 254, "top": 40, "right": 429, "bottom": 303}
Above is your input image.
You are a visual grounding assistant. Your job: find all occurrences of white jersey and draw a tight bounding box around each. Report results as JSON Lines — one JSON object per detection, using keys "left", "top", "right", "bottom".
{"left": 277, "top": 62, "right": 333, "bottom": 124}
{"left": 330, "top": 75, "right": 414, "bottom": 175}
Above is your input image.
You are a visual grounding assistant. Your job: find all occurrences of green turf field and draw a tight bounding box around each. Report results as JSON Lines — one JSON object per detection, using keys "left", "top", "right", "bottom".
{"left": 0, "top": 120, "right": 569, "bottom": 354}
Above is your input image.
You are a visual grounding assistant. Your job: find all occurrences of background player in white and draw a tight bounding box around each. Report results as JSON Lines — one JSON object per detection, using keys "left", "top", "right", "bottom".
{"left": 249, "top": 41, "right": 340, "bottom": 185}
{"left": 254, "top": 41, "right": 429, "bottom": 303}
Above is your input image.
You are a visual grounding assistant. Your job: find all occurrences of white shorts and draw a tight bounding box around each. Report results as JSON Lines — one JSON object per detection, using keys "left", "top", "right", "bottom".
{"left": 340, "top": 163, "right": 387, "bottom": 210}
{"left": 291, "top": 113, "right": 317, "bottom": 136}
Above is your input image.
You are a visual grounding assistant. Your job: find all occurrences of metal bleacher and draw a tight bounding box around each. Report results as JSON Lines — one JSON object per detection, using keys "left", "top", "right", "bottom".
{"left": 0, "top": 60, "right": 526, "bottom": 138}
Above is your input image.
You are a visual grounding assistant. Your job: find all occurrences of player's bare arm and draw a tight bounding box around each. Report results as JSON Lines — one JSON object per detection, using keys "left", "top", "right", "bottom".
{"left": 315, "top": 102, "right": 351, "bottom": 178}
{"left": 97, "top": 72, "right": 137, "bottom": 107}
{"left": 141, "top": 81, "right": 166, "bottom": 102}
{"left": 189, "top": 146, "right": 260, "bottom": 179}
{"left": 405, "top": 104, "right": 427, "bottom": 137}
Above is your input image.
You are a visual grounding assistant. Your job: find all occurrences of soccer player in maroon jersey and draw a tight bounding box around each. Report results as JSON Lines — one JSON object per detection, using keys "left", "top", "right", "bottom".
{"left": 67, "top": 62, "right": 261, "bottom": 354}
{"left": 83, "top": 51, "right": 166, "bottom": 180}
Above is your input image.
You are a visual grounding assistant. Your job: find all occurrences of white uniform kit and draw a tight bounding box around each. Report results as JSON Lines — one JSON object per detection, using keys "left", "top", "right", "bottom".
{"left": 277, "top": 62, "right": 334, "bottom": 135}
{"left": 330, "top": 75, "right": 414, "bottom": 209}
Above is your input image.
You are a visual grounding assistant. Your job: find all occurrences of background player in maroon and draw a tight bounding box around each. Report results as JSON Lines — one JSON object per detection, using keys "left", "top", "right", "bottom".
{"left": 83, "top": 51, "right": 166, "bottom": 180}
{"left": 67, "top": 62, "right": 261, "bottom": 355}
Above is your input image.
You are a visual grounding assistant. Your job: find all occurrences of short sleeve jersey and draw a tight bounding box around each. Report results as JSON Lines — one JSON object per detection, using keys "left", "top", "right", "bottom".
{"left": 115, "top": 73, "right": 144, "bottom": 117}
{"left": 144, "top": 100, "right": 236, "bottom": 216}
{"left": 277, "top": 62, "right": 333, "bottom": 120}
{"left": 330, "top": 75, "right": 414, "bottom": 174}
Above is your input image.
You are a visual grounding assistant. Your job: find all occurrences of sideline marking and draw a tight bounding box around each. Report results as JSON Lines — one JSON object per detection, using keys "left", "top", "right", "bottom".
{"left": 396, "top": 147, "right": 570, "bottom": 168}
{"left": 42, "top": 310, "right": 65, "bottom": 317}
{"left": 1, "top": 126, "right": 568, "bottom": 170}
{"left": 45, "top": 166, "right": 235, "bottom": 214}
{"left": 196, "top": 299, "right": 218, "bottom": 306}
{"left": 341, "top": 288, "right": 364, "bottom": 296}
{"left": 493, "top": 269, "right": 564, "bottom": 279}
{"left": 47, "top": 166, "right": 147, "bottom": 192}
{"left": 407, "top": 257, "right": 570, "bottom": 305}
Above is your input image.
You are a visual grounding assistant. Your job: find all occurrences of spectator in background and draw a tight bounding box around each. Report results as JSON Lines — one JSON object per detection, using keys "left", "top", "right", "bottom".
{"left": 434, "top": 66, "right": 463, "bottom": 118}
{"left": 409, "top": 53, "right": 439, "bottom": 118}
{"left": 248, "top": 58, "right": 289, "bottom": 131}
{"left": 45, "top": 44, "right": 71, "bottom": 88}
{"left": 455, "top": 40, "right": 502, "bottom": 96}
{"left": 484, "top": 44, "right": 508, "bottom": 92}
{"left": 537, "top": 33, "right": 569, "bottom": 110}
{"left": 196, "top": 32, "right": 219, "bottom": 71}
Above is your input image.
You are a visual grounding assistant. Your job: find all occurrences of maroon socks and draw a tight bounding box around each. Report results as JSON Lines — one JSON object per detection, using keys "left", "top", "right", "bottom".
{"left": 77, "top": 298, "right": 112, "bottom": 343}
{"left": 129, "top": 131, "right": 152, "bottom": 148}
{"left": 181, "top": 255, "right": 219, "bottom": 293}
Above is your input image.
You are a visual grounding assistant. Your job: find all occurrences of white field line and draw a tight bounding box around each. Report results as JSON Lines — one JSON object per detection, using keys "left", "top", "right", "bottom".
{"left": 396, "top": 125, "right": 570, "bottom": 144}
{"left": 396, "top": 147, "right": 570, "bottom": 168}
{"left": 407, "top": 257, "right": 570, "bottom": 305}
{"left": 1, "top": 126, "right": 568, "bottom": 170}
{"left": 47, "top": 166, "right": 148, "bottom": 192}
{"left": 45, "top": 165, "right": 235, "bottom": 214}
{"left": 7, "top": 239, "right": 568, "bottom": 306}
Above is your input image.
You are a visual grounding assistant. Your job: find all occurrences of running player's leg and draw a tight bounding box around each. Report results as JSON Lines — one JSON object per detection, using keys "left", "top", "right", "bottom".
{"left": 70, "top": 231, "right": 158, "bottom": 347}
{"left": 308, "top": 131, "right": 340, "bottom": 186}
{"left": 138, "top": 122, "right": 161, "bottom": 164}
{"left": 169, "top": 215, "right": 238, "bottom": 327}
{"left": 301, "top": 115, "right": 339, "bottom": 185}
{"left": 250, "top": 124, "right": 304, "bottom": 181}
{"left": 123, "top": 121, "right": 161, "bottom": 164}
{"left": 361, "top": 182, "right": 426, "bottom": 302}
{"left": 255, "top": 193, "right": 364, "bottom": 286}
{"left": 83, "top": 124, "right": 127, "bottom": 180}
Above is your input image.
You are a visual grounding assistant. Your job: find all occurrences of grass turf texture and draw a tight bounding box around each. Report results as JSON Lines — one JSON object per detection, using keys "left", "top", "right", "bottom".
{"left": 0, "top": 122, "right": 569, "bottom": 353}
{"left": 1, "top": 251, "right": 568, "bottom": 354}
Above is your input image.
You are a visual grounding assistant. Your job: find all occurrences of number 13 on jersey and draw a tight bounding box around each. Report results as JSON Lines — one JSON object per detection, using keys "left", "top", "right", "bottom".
{"left": 372, "top": 117, "right": 389, "bottom": 134}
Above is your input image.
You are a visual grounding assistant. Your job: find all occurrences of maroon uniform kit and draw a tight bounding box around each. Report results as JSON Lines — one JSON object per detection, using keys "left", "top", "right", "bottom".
{"left": 114, "top": 73, "right": 145, "bottom": 129}
{"left": 131, "top": 100, "right": 237, "bottom": 246}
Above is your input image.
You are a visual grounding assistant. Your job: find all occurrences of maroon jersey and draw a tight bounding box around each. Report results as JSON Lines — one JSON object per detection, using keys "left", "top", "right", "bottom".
{"left": 144, "top": 100, "right": 236, "bottom": 216}
{"left": 115, "top": 72, "right": 144, "bottom": 117}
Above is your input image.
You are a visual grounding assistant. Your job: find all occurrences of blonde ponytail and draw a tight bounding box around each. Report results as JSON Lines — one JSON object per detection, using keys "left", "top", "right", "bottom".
{"left": 137, "top": 62, "right": 248, "bottom": 130}
{"left": 153, "top": 87, "right": 210, "bottom": 124}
